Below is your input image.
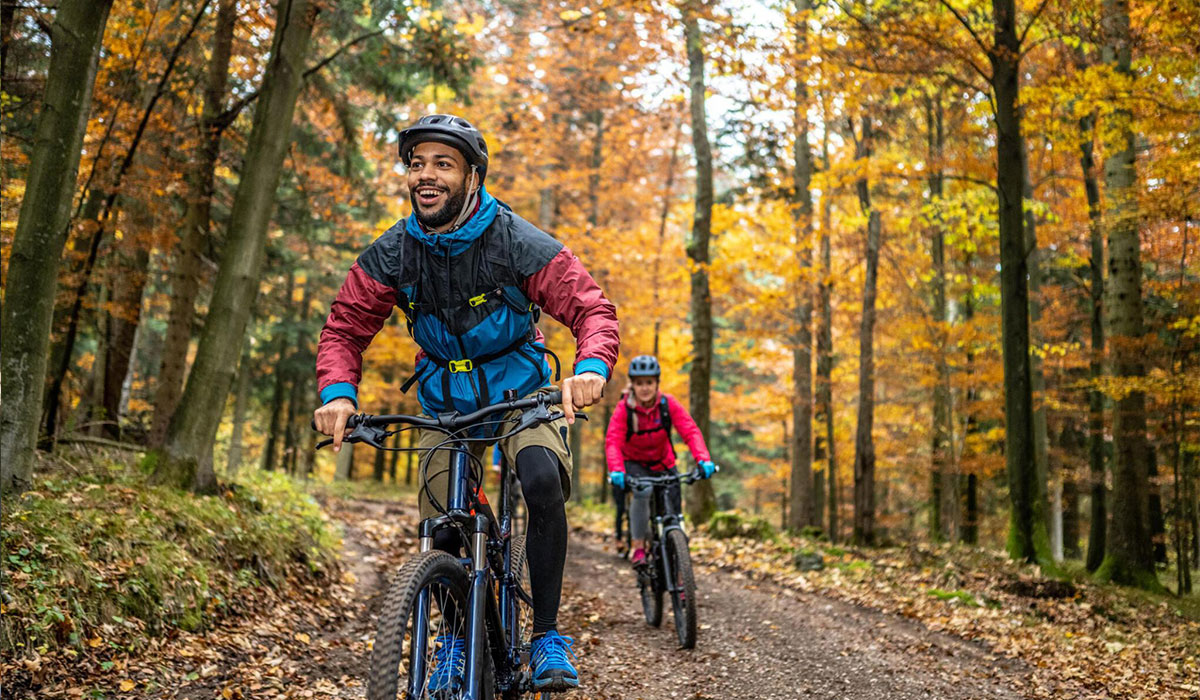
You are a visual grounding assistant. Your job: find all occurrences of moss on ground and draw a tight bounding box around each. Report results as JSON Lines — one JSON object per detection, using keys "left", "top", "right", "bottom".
{"left": 1, "top": 448, "right": 340, "bottom": 658}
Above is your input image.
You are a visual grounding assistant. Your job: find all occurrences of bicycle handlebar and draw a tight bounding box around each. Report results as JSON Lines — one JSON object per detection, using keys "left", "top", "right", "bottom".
{"left": 313, "top": 391, "right": 579, "bottom": 450}
{"left": 625, "top": 468, "right": 711, "bottom": 487}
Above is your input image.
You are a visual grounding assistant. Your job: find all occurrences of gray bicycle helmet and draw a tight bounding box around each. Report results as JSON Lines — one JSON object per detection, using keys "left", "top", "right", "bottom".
{"left": 628, "top": 355, "right": 661, "bottom": 378}
{"left": 397, "top": 114, "right": 489, "bottom": 178}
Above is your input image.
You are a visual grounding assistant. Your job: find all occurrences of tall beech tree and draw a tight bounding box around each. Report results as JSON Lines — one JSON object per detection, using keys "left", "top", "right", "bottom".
{"left": 850, "top": 115, "right": 881, "bottom": 546}
{"left": 0, "top": 0, "right": 114, "bottom": 494}
{"left": 927, "top": 92, "right": 953, "bottom": 543}
{"left": 1079, "top": 107, "right": 1108, "bottom": 572}
{"left": 150, "top": 0, "right": 319, "bottom": 493}
{"left": 788, "top": 0, "right": 816, "bottom": 531}
{"left": 1095, "top": 0, "right": 1157, "bottom": 589}
{"left": 990, "top": 0, "right": 1046, "bottom": 564}
{"left": 682, "top": 0, "right": 717, "bottom": 523}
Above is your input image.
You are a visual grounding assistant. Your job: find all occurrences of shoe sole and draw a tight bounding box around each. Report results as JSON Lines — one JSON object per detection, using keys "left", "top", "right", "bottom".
{"left": 532, "top": 670, "right": 580, "bottom": 691}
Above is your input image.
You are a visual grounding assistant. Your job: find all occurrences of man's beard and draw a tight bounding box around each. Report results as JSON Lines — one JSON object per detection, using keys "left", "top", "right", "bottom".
{"left": 411, "top": 181, "right": 467, "bottom": 230}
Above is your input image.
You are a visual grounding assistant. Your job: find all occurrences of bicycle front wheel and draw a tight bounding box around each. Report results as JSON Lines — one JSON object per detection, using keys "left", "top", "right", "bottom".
{"left": 504, "top": 535, "right": 534, "bottom": 700}
{"left": 368, "top": 550, "right": 471, "bottom": 700}
{"left": 665, "top": 528, "right": 697, "bottom": 649}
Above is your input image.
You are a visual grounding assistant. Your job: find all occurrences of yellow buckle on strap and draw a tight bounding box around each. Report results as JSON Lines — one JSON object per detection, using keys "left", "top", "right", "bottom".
{"left": 468, "top": 293, "right": 489, "bottom": 307}
{"left": 448, "top": 359, "right": 474, "bottom": 373}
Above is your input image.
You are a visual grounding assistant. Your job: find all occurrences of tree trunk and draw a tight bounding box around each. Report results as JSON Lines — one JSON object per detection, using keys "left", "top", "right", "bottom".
{"left": 961, "top": 248, "right": 980, "bottom": 546}
{"left": 1079, "top": 112, "right": 1109, "bottom": 571}
{"left": 0, "top": 0, "right": 113, "bottom": 494}
{"left": 0, "top": 0, "right": 15, "bottom": 80}
{"left": 851, "top": 117, "right": 880, "bottom": 546}
{"left": 600, "top": 403, "right": 614, "bottom": 502}
{"left": 1096, "top": 0, "right": 1157, "bottom": 589}
{"left": 990, "top": 0, "right": 1046, "bottom": 564}
{"left": 373, "top": 406, "right": 389, "bottom": 481}
{"left": 150, "top": 0, "right": 238, "bottom": 447}
{"left": 262, "top": 272, "right": 295, "bottom": 472}
{"left": 788, "top": 0, "right": 815, "bottom": 531}
{"left": 1022, "top": 139, "right": 1053, "bottom": 556}
{"left": 388, "top": 443, "right": 400, "bottom": 483}
{"left": 927, "top": 93, "right": 954, "bottom": 543}
{"left": 98, "top": 202, "right": 152, "bottom": 440}
{"left": 1060, "top": 420, "right": 1084, "bottom": 559}
{"left": 226, "top": 342, "right": 253, "bottom": 478}
{"left": 405, "top": 428, "right": 416, "bottom": 485}
{"left": 1148, "top": 445, "right": 1167, "bottom": 565}
{"left": 819, "top": 117, "right": 837, "bottom": 544}
{"left": 652, "top": 124, "right": 683, "bottom": 356}
{"left": 682, "top": 0, "right": 716, "bottom": 523}
{"left": 150, "top": 0, "right": 318, "bottom": 494}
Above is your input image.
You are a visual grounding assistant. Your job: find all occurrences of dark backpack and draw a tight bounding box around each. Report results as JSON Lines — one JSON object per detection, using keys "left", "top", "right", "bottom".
{"left": 625, "top": 396, "right": 673, "bottom": 443}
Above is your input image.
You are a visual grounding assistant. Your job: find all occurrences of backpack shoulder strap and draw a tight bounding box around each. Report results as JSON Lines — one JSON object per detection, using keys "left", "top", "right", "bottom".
{"left": 659, "top": 396, "right": 672, "bottom": 439}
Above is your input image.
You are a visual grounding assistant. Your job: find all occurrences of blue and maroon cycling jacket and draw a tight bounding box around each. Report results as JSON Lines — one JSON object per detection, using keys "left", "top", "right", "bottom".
{"left": 316, "top": 186, "right": 619, "bottom": 416}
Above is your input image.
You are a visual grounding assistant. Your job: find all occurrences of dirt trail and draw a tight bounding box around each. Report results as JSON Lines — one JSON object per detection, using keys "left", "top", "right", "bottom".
{"left": 105, "top": 499, "right": 1034, "bottom": 699}
{"left": 557, "top": 532, "right": 1031, "bottom": 700}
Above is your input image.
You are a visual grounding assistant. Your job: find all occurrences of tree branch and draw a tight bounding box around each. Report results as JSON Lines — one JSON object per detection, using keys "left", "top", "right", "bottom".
{"left": 214, "top": 27, "right": 387, "bottom": 130}
{"left": 936, "top": 0, "right": 990, "bottom": 55}
{"left": 1018, "top": 0, "right": 1053, "bottom": 48}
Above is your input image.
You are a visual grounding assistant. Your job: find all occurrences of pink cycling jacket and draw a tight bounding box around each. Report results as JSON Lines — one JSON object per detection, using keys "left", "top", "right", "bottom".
{"left": 605, "top": 391, "right": 712, "bottom": 473}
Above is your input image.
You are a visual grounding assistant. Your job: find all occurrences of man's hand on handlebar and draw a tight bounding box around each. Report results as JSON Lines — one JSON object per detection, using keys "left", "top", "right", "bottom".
{"left": 313, "top": 398, "right": 356, "bottom": 452}
{"left": 560, "top": 372, "right": 605, "bottom": 425}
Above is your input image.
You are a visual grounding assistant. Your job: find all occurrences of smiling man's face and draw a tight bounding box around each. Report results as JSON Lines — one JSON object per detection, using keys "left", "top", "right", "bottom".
{"left": 407, "top": 141, "right": 474, "bottom": 232}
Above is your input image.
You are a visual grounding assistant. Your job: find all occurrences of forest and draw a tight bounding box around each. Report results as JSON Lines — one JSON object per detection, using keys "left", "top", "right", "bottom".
{"left": 1, "top": 0, "right": 1197, "bottom": 698}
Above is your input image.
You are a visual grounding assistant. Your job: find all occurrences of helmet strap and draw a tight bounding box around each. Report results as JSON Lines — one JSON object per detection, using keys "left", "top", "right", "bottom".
{"left": 447, "top": 165, "right": 480, "bottom": 233}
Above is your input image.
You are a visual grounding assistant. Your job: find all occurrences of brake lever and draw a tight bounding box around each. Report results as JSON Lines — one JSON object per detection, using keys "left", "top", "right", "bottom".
{"left": 314, "top": 420, "right": 388, "bottom": 450}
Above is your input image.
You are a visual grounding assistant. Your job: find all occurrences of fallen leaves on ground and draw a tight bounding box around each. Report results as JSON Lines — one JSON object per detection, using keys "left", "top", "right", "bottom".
{"left": 568, "top": 506, "right": 1198, "bottom": 700}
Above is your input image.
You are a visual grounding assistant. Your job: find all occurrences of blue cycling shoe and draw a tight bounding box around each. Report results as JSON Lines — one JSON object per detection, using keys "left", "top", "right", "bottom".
{"left": 529, "top": 630, "right": 580, "bottom": 690}
{"left": 426, "top": 634, "right": 465, "bottom": 693}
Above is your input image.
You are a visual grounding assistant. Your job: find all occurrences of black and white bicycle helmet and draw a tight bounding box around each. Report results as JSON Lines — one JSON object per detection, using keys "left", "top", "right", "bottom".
{"left": 397, "top": 114, "right": 489, "bottom": 178}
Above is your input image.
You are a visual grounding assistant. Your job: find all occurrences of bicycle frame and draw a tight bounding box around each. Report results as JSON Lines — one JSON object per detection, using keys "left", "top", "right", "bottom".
{"left": 648, "top": 482, "right": 687, "bottom": 596}
{"left": 316, "top": 390, "right": 568, "bottom": 699}
{"left": 408, "top": 437, "right": 528, "bottom": 700}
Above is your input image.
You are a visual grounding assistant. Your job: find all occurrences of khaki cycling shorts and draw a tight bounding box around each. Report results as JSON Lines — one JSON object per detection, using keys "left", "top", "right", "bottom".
{"left": 416, "top": 388, "right": 572, "bottom": 519}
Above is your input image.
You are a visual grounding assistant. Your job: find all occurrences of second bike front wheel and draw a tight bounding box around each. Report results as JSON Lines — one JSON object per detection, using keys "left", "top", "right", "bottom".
{"left": 665, "top": 528, "right": 697, "bottom": 649}
{"left": 369, "top": 549, "right": 472, "bottom": 700}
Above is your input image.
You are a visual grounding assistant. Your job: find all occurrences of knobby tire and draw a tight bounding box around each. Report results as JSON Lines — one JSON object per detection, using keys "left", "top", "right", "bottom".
{"left": 665, "top": 528, "right": 697, "bottom": 649}
{"left": 368, "top": 550, "right": 471, "bottom": 700}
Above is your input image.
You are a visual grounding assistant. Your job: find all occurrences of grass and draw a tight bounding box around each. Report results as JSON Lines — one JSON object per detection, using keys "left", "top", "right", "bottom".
{"left": 1, "top": 448, "right": 340, "bottom": 658}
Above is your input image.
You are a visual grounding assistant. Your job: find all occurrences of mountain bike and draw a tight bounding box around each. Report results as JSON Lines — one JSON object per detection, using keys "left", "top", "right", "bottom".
{"left": 626, "top": 468, "right": 711, "bottom": 650}
{"left": 316, "top": 390, "right": 577, "bottom": 699}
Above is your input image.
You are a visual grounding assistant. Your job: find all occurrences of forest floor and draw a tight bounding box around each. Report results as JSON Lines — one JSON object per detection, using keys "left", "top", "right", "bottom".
{"left": 30, "top": 494, "right": 1197, "bottom": 699}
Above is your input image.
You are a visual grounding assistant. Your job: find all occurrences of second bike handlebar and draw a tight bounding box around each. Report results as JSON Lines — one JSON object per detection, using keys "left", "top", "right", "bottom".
{"left": 625, "top": 466, "right": 716, "bottom": 487}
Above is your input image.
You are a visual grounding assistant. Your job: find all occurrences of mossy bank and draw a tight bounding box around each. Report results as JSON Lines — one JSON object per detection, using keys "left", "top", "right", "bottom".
{"left": 1, "top": 448, "right": 340, "bottom": 663}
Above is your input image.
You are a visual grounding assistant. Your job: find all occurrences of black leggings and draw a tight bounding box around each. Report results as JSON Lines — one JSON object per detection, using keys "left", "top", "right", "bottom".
{"left": 432, "top": 445, "right": 566, "bottom": 636}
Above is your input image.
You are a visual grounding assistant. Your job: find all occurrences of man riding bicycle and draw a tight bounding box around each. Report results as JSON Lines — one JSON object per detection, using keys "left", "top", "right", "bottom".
{"left": 604, "top": 355, "right": 715, "bottom": 569}
{"left": 313, "top": 114, "right": 618, "bottom": 692}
